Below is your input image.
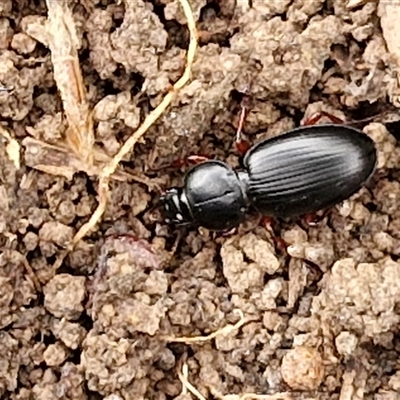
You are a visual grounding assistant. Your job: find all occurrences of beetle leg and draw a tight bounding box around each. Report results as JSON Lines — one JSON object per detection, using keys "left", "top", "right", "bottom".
{"left": 302, "top": 211, "right": 326, "bottom": 227}
{"left": 273, "top": 236, "right": 288, "bottom": 255}
{"left": 235, "top": 101, "right": 251, "bottom": 155}
{"left": 259, "top": 216, "right": 276, "bottom": 232}
{"left": 209, "top": 227, "right": 237, "bottom": 240}
{"left": 302, "top": 111, "right": 344, "bottom": 126}
{"left": 221, "top": 227, "right": 238, "bottom": 237}
{"left": 187, "top": 155, "right": 210, "bottom": 164}
{"left": 235, "top": 85, "right": 253, "bottom": 155}
{"left": 170, "top": 154, "right": 209, "bottom": 168}
{"left": 152, "top": 154, "right": 210, "bottom": 171}
{"left": 259, "top": 216, "right": 287, "bottom": 254}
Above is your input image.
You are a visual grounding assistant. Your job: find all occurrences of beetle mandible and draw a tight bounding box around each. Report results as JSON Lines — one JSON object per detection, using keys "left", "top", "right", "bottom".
{"left": 160, "top": 123, "right": 377, "bottom": 231}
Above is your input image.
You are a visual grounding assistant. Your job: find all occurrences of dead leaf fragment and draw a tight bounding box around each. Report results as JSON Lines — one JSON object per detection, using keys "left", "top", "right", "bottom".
{"left": 45, "top": 0, "right": 94, "bottom": 165}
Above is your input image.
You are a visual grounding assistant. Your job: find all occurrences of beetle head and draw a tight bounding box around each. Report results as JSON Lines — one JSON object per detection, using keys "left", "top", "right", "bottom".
{"left": 159, "top": 188, "right": 193, "bottom": 226}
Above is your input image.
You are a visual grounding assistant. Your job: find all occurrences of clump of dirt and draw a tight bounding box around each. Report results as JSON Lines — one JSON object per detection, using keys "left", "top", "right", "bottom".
{"left": 2, "top": 0, "right": 400, "bottom": 399}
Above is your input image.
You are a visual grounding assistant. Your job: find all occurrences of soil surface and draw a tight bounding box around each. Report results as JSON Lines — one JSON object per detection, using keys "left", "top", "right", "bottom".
{"left": 1, "top": 1, "right": 400, "bottom": 399}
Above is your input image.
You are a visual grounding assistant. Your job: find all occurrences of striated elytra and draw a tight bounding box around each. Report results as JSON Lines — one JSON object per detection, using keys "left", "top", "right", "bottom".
{"left": 160, "top": 124, "right": 377, "bottom": 231}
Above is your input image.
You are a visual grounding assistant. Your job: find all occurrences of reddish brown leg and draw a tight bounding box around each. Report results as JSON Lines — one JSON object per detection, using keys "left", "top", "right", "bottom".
{"left": 273, "top": 236, "right": 288, "bottom": 255}
{"left": 187, "top": 155, "right": 210, "bottom": 165}
{"left": 259, "top": 216, "right": 287, "bottom": 254}
{"left": 235, "top": 86, "right": 252, "bottom": 155}
{"left": 153, "top": 154, "right": 210, "bottom": 171}
{"left": 211, "top": 227, "right": 238, "bottom": 240}
{"left": 259, "top": 216, "right": 276, "bottom": 233}
{"left": 235, "top": 99, "right": 251, "bottom": 155}
{"left": 302, "top": 111, "right": 344, "bottom": 126}
{"left": 302, "top": 210, "right": 327, "bottom": 227}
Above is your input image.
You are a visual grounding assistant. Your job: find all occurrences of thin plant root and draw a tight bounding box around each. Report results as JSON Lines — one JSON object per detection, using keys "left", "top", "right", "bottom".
{"left": 160, "top": 309, "right": 257, "bottom": 343}
{"left": 69, "top": 0, "right": 198, "bottom": 248}
{"left": 178, "top": 361, "right": 207, "bottom": 400}
{"left": 178, "top": 359, "right": 292, "bottom": 400}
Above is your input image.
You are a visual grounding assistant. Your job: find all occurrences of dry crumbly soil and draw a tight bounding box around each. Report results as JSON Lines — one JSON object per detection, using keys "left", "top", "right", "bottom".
{"left": 2, "top": 0, "right": 400, "bottom": 399}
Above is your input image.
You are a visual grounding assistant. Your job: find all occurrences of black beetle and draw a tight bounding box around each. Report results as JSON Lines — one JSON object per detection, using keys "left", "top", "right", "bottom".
{"left": 160, "top": 124, "right": 377, "bottom": 231}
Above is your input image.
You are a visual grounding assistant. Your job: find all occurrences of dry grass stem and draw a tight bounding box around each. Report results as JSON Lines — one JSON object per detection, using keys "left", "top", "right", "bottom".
{"left": 22, "top": 137, "right": 160, "bottom": 189}
{"left": 45, "top": 0, "right": 94, "bottom": 165}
